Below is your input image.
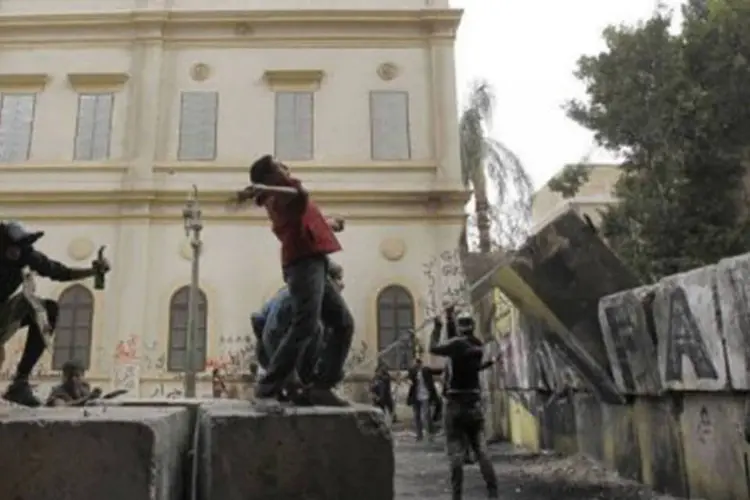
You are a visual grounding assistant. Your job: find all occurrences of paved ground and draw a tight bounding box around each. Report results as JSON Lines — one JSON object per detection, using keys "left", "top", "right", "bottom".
{"left": 393, "top": 431, "right": 681, "bottom": 500}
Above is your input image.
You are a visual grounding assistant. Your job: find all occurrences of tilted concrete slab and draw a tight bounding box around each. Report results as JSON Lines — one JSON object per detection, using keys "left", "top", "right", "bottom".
{"left": 463, "top": 210, "right": 638, "bottom": 404}
{"left": 0, "top": 406, "right": 191, "bottom": 500}
{"left": 198, "top": 401, "right": 394, "bottom": 500}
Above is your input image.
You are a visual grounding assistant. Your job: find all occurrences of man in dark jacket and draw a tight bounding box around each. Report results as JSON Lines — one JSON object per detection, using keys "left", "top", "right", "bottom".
{"left": 406, "top": 357, "right": 441, "bottom": 441}
{"left": 0, "top": 221, "right": 110, "bottom": 407}
{"left": 370, "top": 361, "right": 396, "bottom": 423}
{"left": 430, "top": 310, "right": 498, "bottom": 500}
{"left": 439, "top": 306, "right": 500, "bottom": 464}
{"left": 250, "top": 258, "right": 348, "bottom": 405}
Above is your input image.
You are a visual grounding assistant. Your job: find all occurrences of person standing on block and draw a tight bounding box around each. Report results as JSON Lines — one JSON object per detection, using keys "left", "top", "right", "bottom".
{"left": 230, "top": 155, "right": 354, "bottom": 407}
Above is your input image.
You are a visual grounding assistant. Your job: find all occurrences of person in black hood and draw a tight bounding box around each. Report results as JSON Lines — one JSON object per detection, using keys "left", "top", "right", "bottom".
{"left": 0, "top": 221, "right": 110, "bottom": 407}
{"left": 437, "top": 306, "right": 501, "bottom": 465}
{"left": 430, "top": 309, "right": 498, "bottom": 500}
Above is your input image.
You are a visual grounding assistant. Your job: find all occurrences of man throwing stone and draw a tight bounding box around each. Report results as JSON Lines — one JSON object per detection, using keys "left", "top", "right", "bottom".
{"left": 0, "top": 221, "right": 110, "bottom": 407}
{"left": 430, "top": 309, "right": 498, "bottom": 500}
{"left": 232, "top": 155, "right": 354, "bottom": 406}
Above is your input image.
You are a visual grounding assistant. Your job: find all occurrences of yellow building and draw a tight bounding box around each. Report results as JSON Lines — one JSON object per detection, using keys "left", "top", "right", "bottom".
{"left": 532, "top": 164, "right": 621, "bottom": 230}
{"left": 0, "top": 1, "right": 467, "bottom": 398}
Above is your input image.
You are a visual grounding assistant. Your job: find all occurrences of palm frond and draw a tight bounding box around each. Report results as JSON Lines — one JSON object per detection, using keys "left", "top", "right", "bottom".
{"left": 459, "top": 78, "right": 533, "bottom": 250}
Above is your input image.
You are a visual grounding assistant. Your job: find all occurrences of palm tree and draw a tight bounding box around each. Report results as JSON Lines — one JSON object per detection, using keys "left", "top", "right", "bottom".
{"left": 459, "top": 80, "right": 533, "bottom": 253}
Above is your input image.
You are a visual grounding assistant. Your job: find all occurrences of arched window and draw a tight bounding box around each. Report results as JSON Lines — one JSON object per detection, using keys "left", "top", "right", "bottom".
{"left": 52, "top": 285, "right": 94, "bottom": 370}
{"left": 377, "top": 285, "right": 415, "bottom": 370}
{"left": 167, "top": 286, "right": 208, "bottom": 372}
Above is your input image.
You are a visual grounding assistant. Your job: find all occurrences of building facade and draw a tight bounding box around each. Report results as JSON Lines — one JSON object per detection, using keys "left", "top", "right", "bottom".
{"left": 0, "top": 0, "right": 466, "bottom": 398}
{"left": 532, "top": 164, "right": 620, "bottom": 231}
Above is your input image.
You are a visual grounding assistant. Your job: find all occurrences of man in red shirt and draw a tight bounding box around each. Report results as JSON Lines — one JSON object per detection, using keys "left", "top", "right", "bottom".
{"left": 234, "top": 155, "right": 354, "bottom": 406}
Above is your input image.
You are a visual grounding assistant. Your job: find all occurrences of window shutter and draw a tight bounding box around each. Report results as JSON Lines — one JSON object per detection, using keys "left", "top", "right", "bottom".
{"left": 74, "top": 94, "right": 113, "bottom": 160}
{"left": 0, "top": 94, "right": 36, "bottom": 162}
{"left": 370, "top": 91, "right": 410, "bottom": 161}
{"left": 274, "top": 92, "right": 313, "bottom": 161}
{"left": 178, "top": 91, "right": 218, "bottom": 161}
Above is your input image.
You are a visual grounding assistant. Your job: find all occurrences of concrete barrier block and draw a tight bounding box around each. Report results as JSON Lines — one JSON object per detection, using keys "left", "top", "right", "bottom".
{"left": 538, "top": 394, "right": 578, "bottom": 454}
{"left": 574, "top": 393, "right": 604, "bottom": 461}
{"left": 199, "top": 401, "right": 394, "bottom": 500}
{"left": 679, "top": 394, "right": 750, "bottom": 500}
{"left": 715, "top": 253, "right": 750, "bottom": 389}
{"left": 0, "top": 406, "right": 191, "bottom": 500}
{"left": 633, "top": 397, "right": 688, "bottom": 497}
{"left": 599, "top": 285, "right": 661, "bottom": 394}
{"left": 601, "top": 403, "right": 642, "bottom": 482}
{"left": 653, "top": 265, "right": 728, "bottom": 391}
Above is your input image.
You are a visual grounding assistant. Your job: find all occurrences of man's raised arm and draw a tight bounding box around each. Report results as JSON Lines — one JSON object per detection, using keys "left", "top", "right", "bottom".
{"left": 27, "top": 250, "right": 98, "bottom": 282}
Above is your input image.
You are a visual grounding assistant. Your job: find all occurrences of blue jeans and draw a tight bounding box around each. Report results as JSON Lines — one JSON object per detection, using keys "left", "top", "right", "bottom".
{"left": 257, "top": 255, "right": 354, "bottom": 396}
{"left": 413, "top": 399, "right": 435, "bottom": 439}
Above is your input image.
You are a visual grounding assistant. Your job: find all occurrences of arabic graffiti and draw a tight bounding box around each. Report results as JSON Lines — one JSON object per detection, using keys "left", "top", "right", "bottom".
{"left": 422, "top": 249, "right": 470, "bottom": 318}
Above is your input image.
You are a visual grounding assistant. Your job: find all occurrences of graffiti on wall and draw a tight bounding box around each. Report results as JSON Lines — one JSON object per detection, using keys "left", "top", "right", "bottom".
{"left": 601, "top": 265, "right": 729, "bottom": 393}
{"left": 422, "top": 249, "right": 470, "bottom": 318}
{"left": 113, "top": 335, "right": 165, "bottom": 373}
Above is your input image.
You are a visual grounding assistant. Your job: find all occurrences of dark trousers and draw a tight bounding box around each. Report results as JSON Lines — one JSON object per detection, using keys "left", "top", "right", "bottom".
{"left": 444, "top": 398, "right": 497, "bottom": 499}
{"left": 257, "top": 255, "right": 354, "bottom": 395}
{"left": 0, "top": 293, "right": 58, "bottom": 380}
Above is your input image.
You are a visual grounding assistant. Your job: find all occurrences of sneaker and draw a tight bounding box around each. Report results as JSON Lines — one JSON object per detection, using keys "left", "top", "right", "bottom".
{"left": 3, "top": 379, "right": 41, "bottom": 407}
{"left": 307, "top": 387, "right": 350, "bottom": 407}
{"left": 285, "top": 384, "right": 314, "bottom": 407}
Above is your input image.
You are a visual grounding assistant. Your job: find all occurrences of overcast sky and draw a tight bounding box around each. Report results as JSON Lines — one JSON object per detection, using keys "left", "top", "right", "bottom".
{"left": 450, "top": 0, "right": 685, "bottom": 188}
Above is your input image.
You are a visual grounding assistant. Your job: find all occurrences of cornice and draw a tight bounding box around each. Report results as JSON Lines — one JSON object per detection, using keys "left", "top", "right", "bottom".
{"left": 0, "top": 9, "right": 462, "bottom": 45}
{"left": 0, "top": 187, "right": 470, "bottom": 206}
{"left": 0, "top": 9, "right": 462, "bottom": 27}
{"left": 263, "top": 70, "right": 325, "bottom": 92}
{"left": 0, "top": 73, "right": 50, "bottom": 91}
{"left": 67, "top": 72, "right": 130, "bottom": 91}
{"left": 152, "top": 160, "right": 438, "bottom": 174}
{"left": 0, "top": 160, "right": 438, "bottom": 175}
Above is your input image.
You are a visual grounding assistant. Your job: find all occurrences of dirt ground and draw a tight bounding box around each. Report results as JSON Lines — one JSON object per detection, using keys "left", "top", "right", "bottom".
{"left": 393, "top": 430, "right": 683, "bottom": 500}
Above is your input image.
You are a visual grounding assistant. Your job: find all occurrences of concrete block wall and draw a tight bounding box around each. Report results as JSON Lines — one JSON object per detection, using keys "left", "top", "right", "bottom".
{"left": 487, "top": 248, "right": 750, "bottom": 500}
{"left": 0, "top": 401, "right": 394, "bottom": 500}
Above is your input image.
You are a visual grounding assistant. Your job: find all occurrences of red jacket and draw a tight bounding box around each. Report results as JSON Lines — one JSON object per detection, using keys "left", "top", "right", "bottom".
{"left": 263, "top": 177, "right": 341, "bottom": 266}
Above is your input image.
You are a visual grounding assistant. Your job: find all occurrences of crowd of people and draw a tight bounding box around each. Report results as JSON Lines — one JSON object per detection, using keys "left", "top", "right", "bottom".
{"left": 0, "top": 154, "right": 501, "bottom": 499}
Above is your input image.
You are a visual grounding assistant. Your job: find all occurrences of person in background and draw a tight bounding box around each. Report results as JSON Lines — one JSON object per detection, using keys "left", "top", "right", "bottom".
{"left": 406, "top": 357, "right": 441, "bottom": 441}
{"left": 212, "top": 368, "right": 228, "bottom": 398}
{"left": 370, "top": 360, "right": 396, "bottom": 424}
{"left": 46, "top": 359, "right": 101, "bottom": 407}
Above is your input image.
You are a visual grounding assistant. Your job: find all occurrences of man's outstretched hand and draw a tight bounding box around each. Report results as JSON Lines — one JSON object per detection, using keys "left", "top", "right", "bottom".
{"left": 328, "top": 217, "right": 345, "bottom": 232}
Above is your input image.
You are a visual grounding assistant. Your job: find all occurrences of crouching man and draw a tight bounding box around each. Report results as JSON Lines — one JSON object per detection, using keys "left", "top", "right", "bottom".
{"left": 251, "top": 259, "right": 350, "bottom": 406}
{"left": 0, "top": 221, "right": 110, "bottom": 407}
{"left": 46, "top": 359, "right": 102, "bottom": 407}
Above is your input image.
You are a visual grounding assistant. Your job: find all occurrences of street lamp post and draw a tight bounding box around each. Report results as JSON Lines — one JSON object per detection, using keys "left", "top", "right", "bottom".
{"left": 182, "top": 185, "right": 203, "bottom": 398}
